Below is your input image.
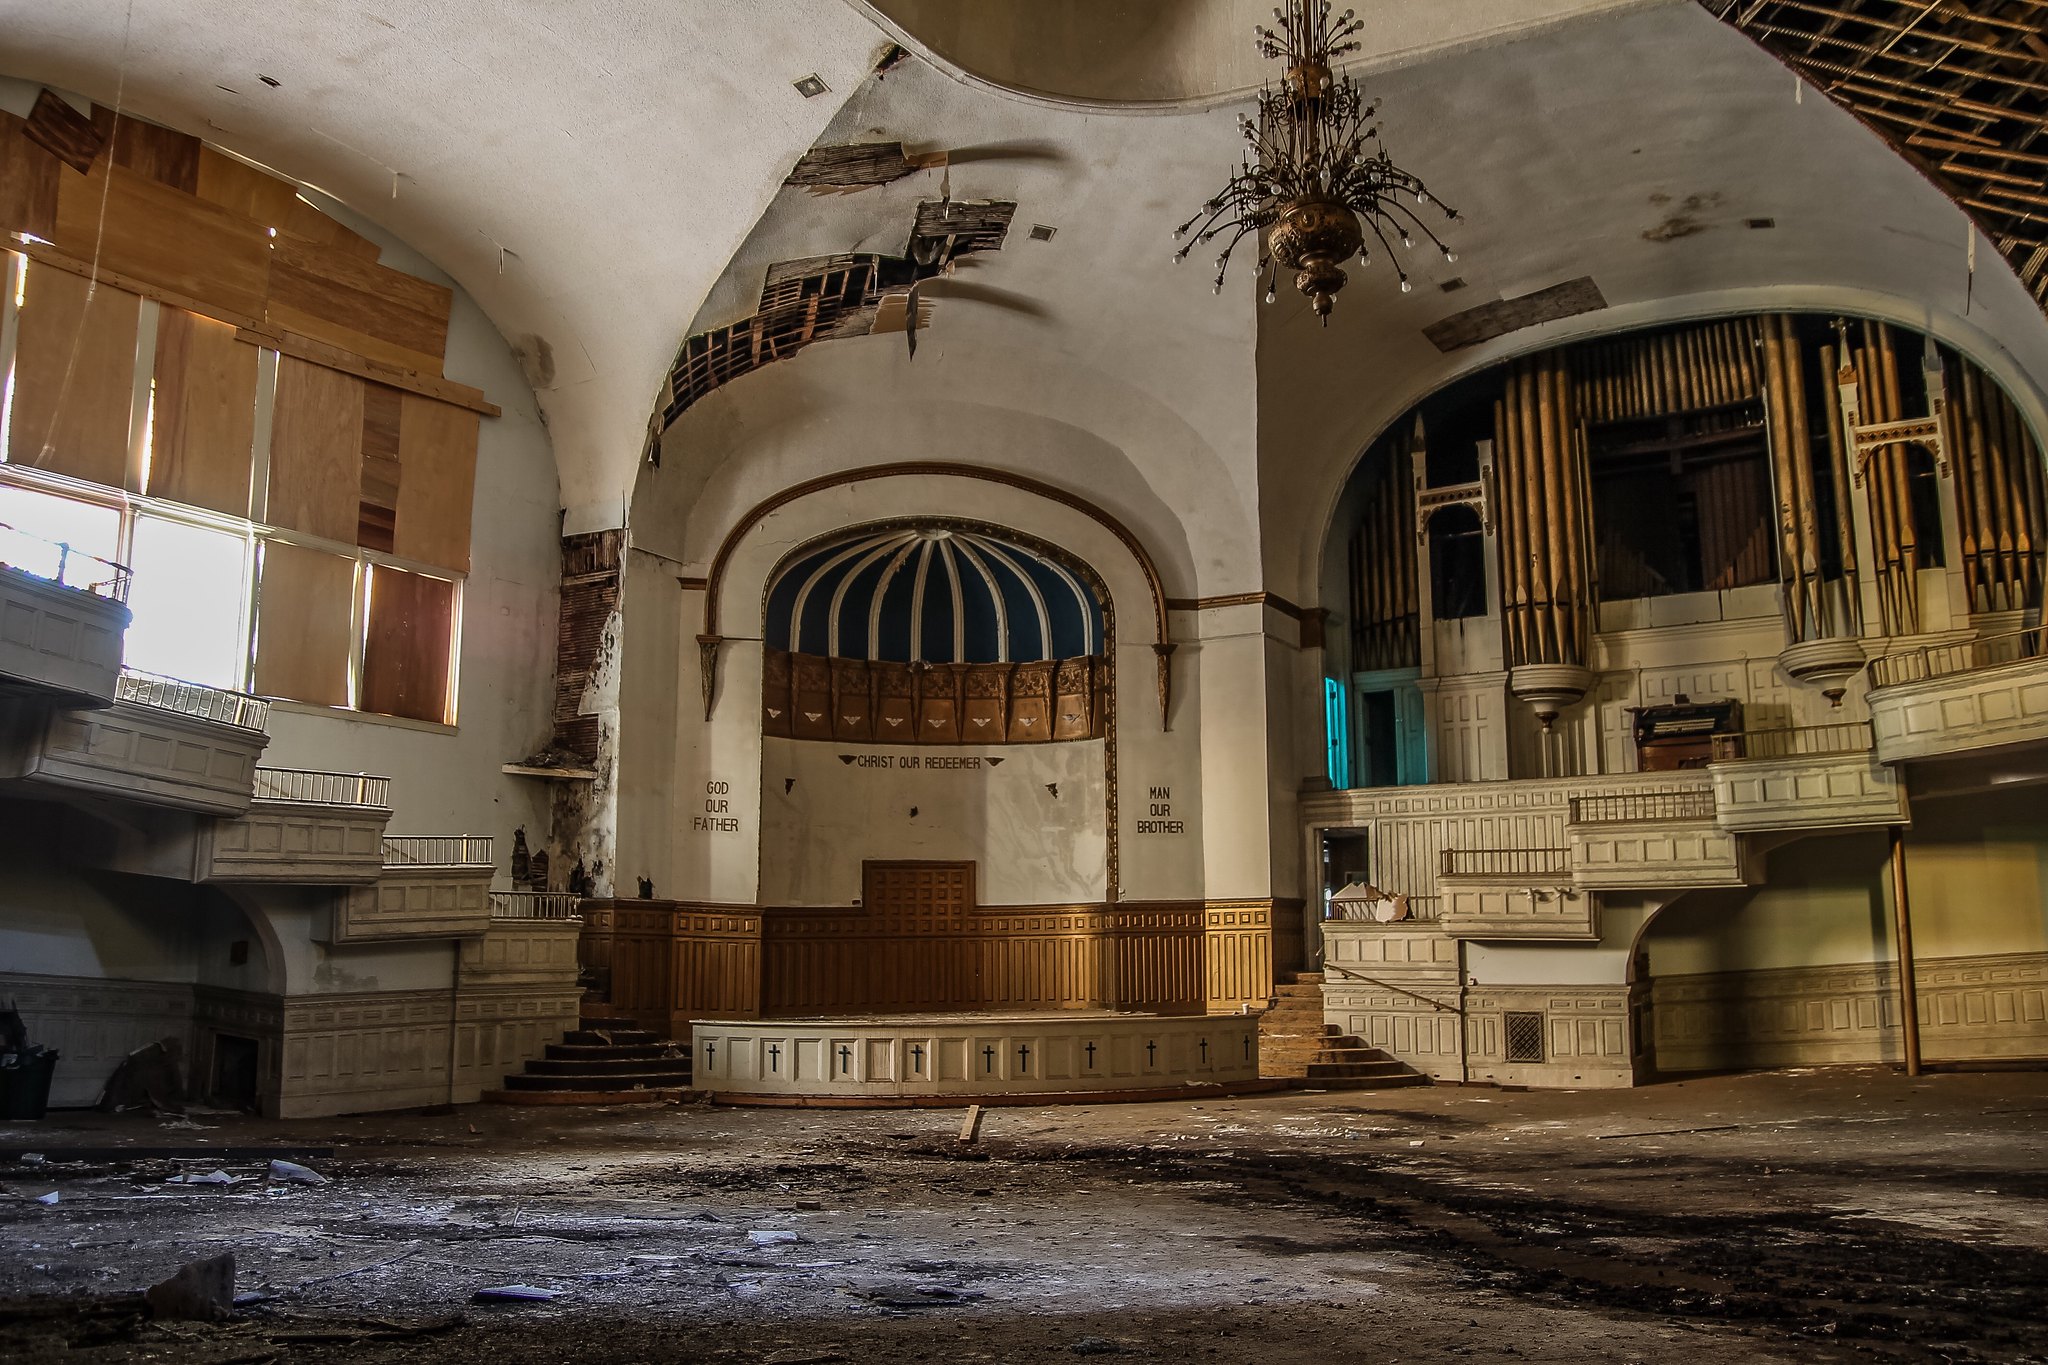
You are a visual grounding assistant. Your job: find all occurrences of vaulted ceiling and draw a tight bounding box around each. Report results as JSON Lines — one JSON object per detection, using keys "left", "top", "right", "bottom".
{"left": 2, "top": 0, "right": 2044, "bottom": 580}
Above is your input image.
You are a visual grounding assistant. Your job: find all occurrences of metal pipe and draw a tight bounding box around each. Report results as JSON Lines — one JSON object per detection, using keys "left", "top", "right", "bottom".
{"left": 1889, "top": 825, "right": 1922, "bottom": 1078}
{"left": 1762, "top": 315, "right": 1806, "bottom": 640}
{"left": 1960, "top": 366, "right": 2001, "bottom": 610}
{"left": 1517, "top": 363, "right": 1555, "bottom": 663}
{"left": 1552, "top": 357, "right": 1587, "bottom": 661}
{"left": 1819, "top": 342, "right": 1863, "bottom": 631}
{"left": 1495, "top": 395, "right": 1528, "bottom": 665}
{"left": 1538, "top": 358, "right": 1572, "bottom": 663}
{"left": 1783, "top": 317, "right": 1825, "bottom": 635}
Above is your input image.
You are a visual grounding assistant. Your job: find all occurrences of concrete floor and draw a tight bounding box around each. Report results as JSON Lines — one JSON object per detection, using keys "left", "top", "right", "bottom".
{"left": 2, "top": 1065, "right": 2045, "bottom": 1363}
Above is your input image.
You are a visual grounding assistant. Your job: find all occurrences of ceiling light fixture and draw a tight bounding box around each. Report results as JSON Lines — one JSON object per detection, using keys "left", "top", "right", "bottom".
{"left": 1176, "top": 2, "right": 1459, "bottom": 324}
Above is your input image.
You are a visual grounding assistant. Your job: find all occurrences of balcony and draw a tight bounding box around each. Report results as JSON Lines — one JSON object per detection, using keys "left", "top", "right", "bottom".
{"left": 1437, "top": 848, "right": 1597, "bottom": 940}
{"left": 0, "top": 529, "right": 132, "bottom": 706}
{"left": 1708, "top": 722, "right": 1907, "bottom": 833}
{"left": 1867, "top": 628, "right": 2048, "bottom": 764}
{"left": 195, "top": 768, "right": 393, "bottom": 884}
{"left": 7, "top": 670, "right": 270, "bottom": 815}
{"left": 325, "top": 835, "right": 496, "bottom": 945}
{"left": 1565, "top": 789, "right": 1748, "bottom": 891}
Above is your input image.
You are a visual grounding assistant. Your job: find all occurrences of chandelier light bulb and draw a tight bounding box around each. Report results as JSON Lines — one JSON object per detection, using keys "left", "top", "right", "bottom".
{"left": 1401, "top": 233, "right": 1413, "bottom": 248}
{"left": 1443, "top": 249, "right": 1457, "bottom": 262}
{"left": 1399, "top": 276, "right": 1412, "bottom": 293}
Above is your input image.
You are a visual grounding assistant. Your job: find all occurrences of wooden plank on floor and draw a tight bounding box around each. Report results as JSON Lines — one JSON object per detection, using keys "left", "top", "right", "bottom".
{"left": 6, "top": 265, "right": 139, "bottom": 488}
{"left": 267, "top": 354, "right": 366, "bottom": 543}
{"left": 149, "top": 307, "right": 258, "bottom": 516}
{"left": 392, "top": 392, "right": 478, "bottom": 573}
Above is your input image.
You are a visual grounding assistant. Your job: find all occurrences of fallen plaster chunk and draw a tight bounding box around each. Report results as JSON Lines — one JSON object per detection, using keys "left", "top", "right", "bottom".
{"left": 269, "top": 1158, "right": 329, "bottom": 1185}
{"left": 34, "top": 1190, "right": 58, "bottom": 1205}
{"left": 146, "top": 1252, "right": 236, "bottom": 1321}
{"left": 472, "top": 1284, "right": 561, "bottom": 1303}
{"left": 748, "top": 1229, "right": 801, "bottom": 1246}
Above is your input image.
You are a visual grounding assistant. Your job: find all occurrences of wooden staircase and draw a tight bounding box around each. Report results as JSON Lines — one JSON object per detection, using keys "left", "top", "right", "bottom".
{"left": 1258, "top": 972, "right": 1429, "bottom": 1091}
{"left": 484, "top": 1007, "right": 694, "bottom": 1105}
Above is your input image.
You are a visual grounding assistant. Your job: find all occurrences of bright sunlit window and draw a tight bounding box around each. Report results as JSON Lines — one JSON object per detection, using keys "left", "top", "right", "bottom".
{"left": 124, "top": 515, "right": 251, "bottom": 688}
{"left": 0, "top": 484, "right": 122, "bottom": 587}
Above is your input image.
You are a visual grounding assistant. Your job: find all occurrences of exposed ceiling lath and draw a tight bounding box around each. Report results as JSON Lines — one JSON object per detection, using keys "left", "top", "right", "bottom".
{"left": 1702, "top": 0, "right": 2048, "bottom": 314}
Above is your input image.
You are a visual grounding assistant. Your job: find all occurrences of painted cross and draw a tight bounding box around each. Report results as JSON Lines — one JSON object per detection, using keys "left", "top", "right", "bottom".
{"left": 910, "top": 1043, "right": 925, "bottom": 1074}
{"left": 837, "top": 1044, "right": 853, "bottom": 1075}
{"left": 767, "top": 1043, "right": 781, "bottom": 1073}
{"left": 1243, "top": 1036, "right": 1252, "bottom": 1061}
{"left": 1145, "top": 1039, "right": 1158, "bottom": 1066}
{"left": 704, "top": 1040, "right": 717, "bottom": 1068}
{"left": 1198, "top": 1037, "right": 1208, "bottom": 1062}
{"left": 1016, "top": 1043, "right": 1031, "bottom": 1070}
{"left": 981, "top": 1045, "right": 997, "bottom": 1074}
{"left": 1084, "top": 1041, "right": 1097, "bottom": 1068}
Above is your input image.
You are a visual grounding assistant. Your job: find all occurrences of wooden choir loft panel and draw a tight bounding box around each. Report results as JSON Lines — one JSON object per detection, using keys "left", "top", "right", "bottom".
{"left": 7, "top": 266, "right": 137, "bottom": 486}
{"left": 763, "top": 649, "right": 1107, "bottom": 746}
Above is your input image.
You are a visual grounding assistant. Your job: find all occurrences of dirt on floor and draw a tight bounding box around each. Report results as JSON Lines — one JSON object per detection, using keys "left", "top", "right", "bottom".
{"left": 1, "top": 1065, "right": 2044, "bottom": 1364}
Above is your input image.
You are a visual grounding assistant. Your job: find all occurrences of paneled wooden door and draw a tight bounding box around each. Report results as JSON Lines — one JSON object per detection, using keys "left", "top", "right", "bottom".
{"left": 859, "top": 860, "right": 976, "bottom": 1011}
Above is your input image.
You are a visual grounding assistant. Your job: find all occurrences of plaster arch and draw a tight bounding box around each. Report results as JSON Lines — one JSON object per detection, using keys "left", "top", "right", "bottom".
{"left": 208, "top": 887, "right": 290, "bottom": 999}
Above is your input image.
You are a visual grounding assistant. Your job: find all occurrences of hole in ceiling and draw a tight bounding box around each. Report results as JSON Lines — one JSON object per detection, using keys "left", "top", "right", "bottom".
{"left": 1746, "top": 217, "right": 1777, "bottom": 230}
{"left": 793, "top": 74, "right": 830, "bottom": 99}
{"left": 257, "top": 74, "right": 281, "bottom": 88}
{"left": 1029, "top": 224, "right": 1057, "bottom": 242}
{"left": 1439, "top": 277, "right": 1467, "bottom": 293}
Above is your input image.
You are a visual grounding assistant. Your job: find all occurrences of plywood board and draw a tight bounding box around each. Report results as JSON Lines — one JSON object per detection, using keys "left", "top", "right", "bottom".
{"left": 97, "top": 109, "right": 200, "bottom": 193}
{"left": 0, "top": 113, "right": 60, "bottom": 242}
{"left": 6, "top": 265, "right": 138, "bottom": 488}
{"left": 358, "top": 382, "right": 403, "bottom": 552}
{"left": 283, "top": 196, "right": 380, "bottom": 261}
{"left": 149, "top": 307, "right": 258, "bottom": 515}
{"left": 54, "top": 159, "right": 271, "bottom": 321}
{"left": 266, "top": 234, "right": 450, "bottom": 376}
{"left": 253, "top": 540, "right": 355, "bottom": 708}
{"left": 194, "top": 147, "right": 297, "bottom": 227}
{"left": 360, "top": 565, "right": 453, "bottom": 723}
{"left": 267, "top": 355, "right": 365, "bottom": 542}
{"left": 23, "top": 89, "right": 102, "bottom": 175}
{"left": 392, "top": 392, "right": 478, "bottom": 572}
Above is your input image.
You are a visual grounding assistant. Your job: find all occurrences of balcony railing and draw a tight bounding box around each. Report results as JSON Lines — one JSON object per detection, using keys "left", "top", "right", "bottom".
{"left": 382, "top": 835, "right": 494, "bottom": 868}
{"left": 1440, "top": 847, "right": 1570, "bottom": 878}
{"left": 1568, "top": 790, "right": 1716, "bottom": 824}
{"left": 489, "top": 890, "right": 583, "bottom": 921}
{"left": 252, "top": 767, "right": 392, "bottom": 808}
{"left": 1709, "top": 721, "right": 1874, "bottom": 763}
{"left": 1868, "top": 627, "right": 2046, "bottom": 689}
{"left": 0, "top": 521, "right": 131, "bottom": 601}
{"left": 115, "top": 670, "right": 270, "bottom": 731}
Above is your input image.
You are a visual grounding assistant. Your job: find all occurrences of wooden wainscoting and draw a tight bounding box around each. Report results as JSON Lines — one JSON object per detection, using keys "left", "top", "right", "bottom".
{"left": 581, "top": 881, "right": 1276, "bottom": 1035}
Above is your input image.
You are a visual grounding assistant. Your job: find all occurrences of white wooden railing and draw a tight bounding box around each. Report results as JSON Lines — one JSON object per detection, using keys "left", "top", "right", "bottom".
{"left": 0, "top": 521, "right": 131, "bottom": 600}
{"left": 489, "top": 890, "right": 583, "bottom": 921}
{"left": 252, "top": 767, "right": 392, "bottom": 807}
{"left": 1869, "top": 626, "right": 2046, "bottom": 689}
{"left": 1568, "top": 790, "right": 1717, "bottom": 824}
{"left": 1709, "top": 721, "right": 1873, "bottom": 763}
{"left": 116, "top": 669, "right": 270, "bottom": 731}
{"left": 382, "top": 835, "right": 494, "bottom": 868}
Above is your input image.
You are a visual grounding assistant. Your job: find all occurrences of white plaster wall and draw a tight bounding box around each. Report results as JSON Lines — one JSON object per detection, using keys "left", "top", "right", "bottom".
{"left": 253, "top": 196, "right": 559, "bottom": 879}
{"left": 1466, "top": 897, "right": 1659, "bottom": 987}
{"left": 0, "top": 858, "right": 194, "bottom": 984}
{"left": 759, "top": 737, "right": 1106, "bottom": 906}
{"left": 612, "top": 548, "right": 683, "bottom": 898}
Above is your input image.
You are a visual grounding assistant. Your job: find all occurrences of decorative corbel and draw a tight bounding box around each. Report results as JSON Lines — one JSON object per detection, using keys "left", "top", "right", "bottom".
{"left": 697, "top": 634, "right": 723, "bottom": 721}
{"left": 1152, "top": 641, "right": 1177, "bottom": 731}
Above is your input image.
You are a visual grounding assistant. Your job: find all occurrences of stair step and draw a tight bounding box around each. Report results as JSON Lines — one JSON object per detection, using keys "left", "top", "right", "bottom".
{"left": 484, "top": 1087, "right": 687, "bottom": 1107}
{"left": 563, "top": 1028, "right": 662, "bottom": 1047}
{"left": 579, "top": 1015, "right": 640, "bottom": 1031}
{"left": 1304, "top": 1074, "right": 1432, "bottom": 1091}
{"left": 545, "top": 1042, "right": 678, "bottom": 1062}
{"left": 501, "top": 1068, "right": 693, "bottom": 1092}
{"left": 1273, "top": 972, "right": 1325, "bottom": 985}
{"left": 1306, "top": 1060, "right": 1412, "bottom": 1078}
{"left": 526, "top": 1055, "right": 689, "bottom": 1076}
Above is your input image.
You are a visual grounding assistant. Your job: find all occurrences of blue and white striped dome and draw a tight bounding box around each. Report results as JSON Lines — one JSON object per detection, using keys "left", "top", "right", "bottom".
{"left": 765, "top": 527, "right": 1103, "bottom": 663}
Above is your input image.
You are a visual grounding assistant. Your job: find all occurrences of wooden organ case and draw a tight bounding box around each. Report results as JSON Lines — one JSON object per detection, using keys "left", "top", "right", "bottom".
{"left": 1630, "top": 697, "right": 1743, "bottom": 771}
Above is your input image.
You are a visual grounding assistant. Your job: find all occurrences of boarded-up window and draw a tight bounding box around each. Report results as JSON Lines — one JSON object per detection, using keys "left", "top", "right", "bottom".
{"left": 148, "top": 307, "right": 257, "bottom": 515}
{"left": 360, "top": 565, "right": 454, "bottom": 723}
{"left": 252, "top": 540, "right": 356, "bottom": 708}
{"left": 392, "top": 393, "right": 478, "bottom": 572}
{"left": 266, "top": 355, "right": 364, "bottom": 542}
{"left": 6, "top": 265, "right": 138, "bottom": 487}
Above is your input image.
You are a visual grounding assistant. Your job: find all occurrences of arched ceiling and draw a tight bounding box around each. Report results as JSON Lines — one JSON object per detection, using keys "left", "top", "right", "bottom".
{"left": 2, "top": 0, "right": 2042, "bottom": 586}
{"left": 0, "top": 0, "right": 891, "bottom": 530}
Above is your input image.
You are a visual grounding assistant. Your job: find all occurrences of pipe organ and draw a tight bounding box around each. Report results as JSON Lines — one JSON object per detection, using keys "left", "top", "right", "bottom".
{"left": 1947, "top": 360, "right": 2046, "bottom": 617}
{"left": 1494, "top": 351, "right": 1594, "bottom": 672}
{"left": 1348, "top": 416, "right": 1421, "bottom": 672}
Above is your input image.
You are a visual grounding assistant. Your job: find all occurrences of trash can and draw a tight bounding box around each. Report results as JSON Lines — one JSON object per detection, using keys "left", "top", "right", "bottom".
{"left": 0, "top": 1050, "right": 58, "bottom": 1120}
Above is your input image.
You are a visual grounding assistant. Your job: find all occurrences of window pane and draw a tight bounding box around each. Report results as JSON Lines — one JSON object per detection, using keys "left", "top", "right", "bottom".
{"left": 360, "top": 565, "right": 455, "bottom": 723}
{"left": 0, "top": 485, "right": 123, "bottom": 591}
{"left": 124, "top": 516, "right": 250, "bottom": 688}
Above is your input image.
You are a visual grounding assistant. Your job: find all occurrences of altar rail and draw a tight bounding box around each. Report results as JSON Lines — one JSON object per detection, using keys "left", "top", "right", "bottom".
{"left": 580, "top": 898, "right": 1275, "bottom": 1040}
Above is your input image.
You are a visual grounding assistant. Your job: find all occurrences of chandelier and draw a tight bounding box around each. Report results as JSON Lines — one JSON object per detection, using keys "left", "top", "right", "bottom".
{"left": 1175, "top": 2, "right": 1460, "bottom": 323}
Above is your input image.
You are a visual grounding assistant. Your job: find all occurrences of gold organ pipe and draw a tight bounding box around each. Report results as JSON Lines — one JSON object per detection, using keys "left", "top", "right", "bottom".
{"left": 1960, "top": 367, "right": 2002, "bottom": 610}
{"left": 1819, "top": 342, "right": 1863, "bottom": 631}
{"left": 1994, "top": 386, "right": 2039, "bottom": 606}
{"left": 1494, "top": 396, "right": 1528, "bottom": 665}
{"left": 1537, "top": 357, "right": 1573, "bottom": 664}
{"left": 1519, "top": 362, "right": 1556, "bottom": 663}
{"left": 1762, "top": 315, "right": 1805, "bottom": 640}
{"left": 1783, "top": 317, "right": 1825, "bottom": 636}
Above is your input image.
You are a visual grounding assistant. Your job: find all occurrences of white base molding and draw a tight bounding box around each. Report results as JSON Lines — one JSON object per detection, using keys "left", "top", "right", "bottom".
{"left": 693, "top": 1010, "right": 1260, "bottom": 1100}
{"left": 1652, "top": 950, "right": 2048, "bottom": 1072}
